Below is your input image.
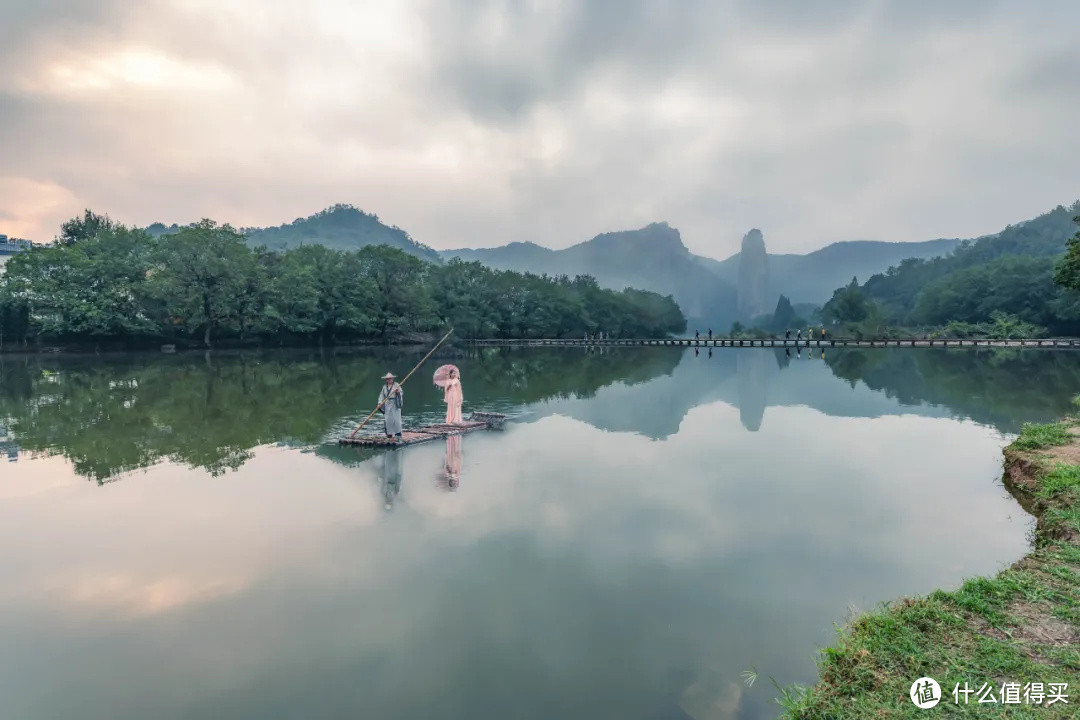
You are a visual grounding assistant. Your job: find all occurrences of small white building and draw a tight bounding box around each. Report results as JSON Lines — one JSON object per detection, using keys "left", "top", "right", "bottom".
{"left": 0, "top": 233, "right": 31, "bottom": 273}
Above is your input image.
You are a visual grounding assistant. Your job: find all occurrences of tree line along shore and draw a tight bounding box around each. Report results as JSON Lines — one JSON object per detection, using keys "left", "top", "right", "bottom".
{"left": 0, "top": 212, "right": 686, "bottom": 350}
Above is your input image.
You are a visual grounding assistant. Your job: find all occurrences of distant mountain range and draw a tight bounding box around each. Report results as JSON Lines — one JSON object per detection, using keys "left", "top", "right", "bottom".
{"left": 442, "top": 223, "right": 738, "bottom": 329}
{"left": 442, "top": 224, "right": 961, "bottom": 328}
{"left": 702, "top": 237, "right": 962, "bottom": 306}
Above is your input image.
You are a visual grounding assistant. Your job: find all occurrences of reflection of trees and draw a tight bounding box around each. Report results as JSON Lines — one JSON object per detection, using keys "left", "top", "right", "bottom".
{"left": 458, "top": 346, "right": 681, "bottom": 403}
{"left": 4, "top": 345, "right": 1076, "bottom": 483}
{"left": 0, "top": 352, "right": 392, "bottom": 483}
{"left": 824, "top": 348, "right": 1080, "bottom": 432}
{"left": 0, "top": 347, "right": 680, "bottom": 482}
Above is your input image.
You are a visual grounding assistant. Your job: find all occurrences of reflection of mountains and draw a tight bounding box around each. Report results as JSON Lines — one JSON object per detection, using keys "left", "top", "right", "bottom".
{"left": 532, "top": 349, "right": 914, "bottom": 438}
{"left": 536, "top": 347, "right": 1080, "bottom": 438}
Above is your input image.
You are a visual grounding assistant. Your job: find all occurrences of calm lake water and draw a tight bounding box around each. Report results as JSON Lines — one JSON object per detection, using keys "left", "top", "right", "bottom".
{"left": 2, "top": 346, "right": 1078, "bottom": 720}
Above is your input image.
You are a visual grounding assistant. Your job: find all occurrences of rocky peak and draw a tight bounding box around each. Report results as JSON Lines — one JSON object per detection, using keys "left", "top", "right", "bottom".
{"left": 737, "top": 229, "right": 771, "bottom": 320}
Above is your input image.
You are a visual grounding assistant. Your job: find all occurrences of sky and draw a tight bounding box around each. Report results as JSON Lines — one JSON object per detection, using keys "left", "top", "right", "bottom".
{"left": 1, "top": 0, "right": 1078, "bottom": 258}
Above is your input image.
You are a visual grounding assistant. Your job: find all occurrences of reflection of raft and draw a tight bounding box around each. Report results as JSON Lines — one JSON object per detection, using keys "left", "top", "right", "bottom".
{"left": 339, "top": 412, "right": 508, "bottom": 447}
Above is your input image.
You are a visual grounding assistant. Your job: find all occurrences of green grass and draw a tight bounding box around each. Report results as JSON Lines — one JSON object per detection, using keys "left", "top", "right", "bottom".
{"left": 1044, "top": 505, "right": 1080, "bottom": 541}
{"left": 1012, "top": 422, "right": 1074, "bottom": 451}
{"left": 778, "top": 412, "right": 1080, "bottom": 719}
{"left": 1038, "top": 463, "right": 1080, "bottom": 499}
{"left": 780, "top": 559, "right": 1080, "bottom": 718}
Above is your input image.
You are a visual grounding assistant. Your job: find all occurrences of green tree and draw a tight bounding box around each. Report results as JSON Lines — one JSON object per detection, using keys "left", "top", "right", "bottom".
{"left": 430, "top": 259, "right": 503, "bottom": 337}
{"left": 299, "top": 245, "right": 377, "bottom": 340}
{"left": 1053, "top": 214, "right": 1080, "bottom": 295}
{"left": 821, "top": 278, "right": 876, "bottom": 325}
{"left": 3, "top": 225, "right": 157, "bottom": 339}
{"left": 148, "top": 220, "right": 254, "bottom": 347}
{"left": 986, "top": 311, "right": 1045, "bottom": 340}
{"left": 0, "top": 287, "right": 30, "bottom": 348}
{"left": 58, "top": 209, "right": 116, "bottom": 246}
{"left": 770, "top": 294, "right": 804, "bottom": 332}
{"left": 357, "top": 245, "right": 435, "bottom": 338}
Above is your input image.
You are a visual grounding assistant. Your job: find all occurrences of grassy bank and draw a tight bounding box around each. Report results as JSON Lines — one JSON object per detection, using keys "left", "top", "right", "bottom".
{"left": 779, "top": 411, "right": 1080, "bottom": 718}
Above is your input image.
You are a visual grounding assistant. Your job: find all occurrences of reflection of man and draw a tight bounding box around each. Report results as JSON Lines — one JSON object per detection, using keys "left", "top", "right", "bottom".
{"left": 378, "top": 372, "right": 404, "bottom": 442}
{"left": 381, "top": 448, "right": 403, "bottom": 510}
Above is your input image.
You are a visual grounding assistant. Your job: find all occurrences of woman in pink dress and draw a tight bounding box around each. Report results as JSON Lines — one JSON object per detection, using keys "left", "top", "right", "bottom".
{"left": 443, "top": 367, "right": 463, "bottom": 424}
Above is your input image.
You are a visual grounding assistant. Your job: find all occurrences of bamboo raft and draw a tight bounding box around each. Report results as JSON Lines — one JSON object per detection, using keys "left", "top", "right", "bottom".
{"left": 339, "top": 412, "right": 508, "bottom": 447}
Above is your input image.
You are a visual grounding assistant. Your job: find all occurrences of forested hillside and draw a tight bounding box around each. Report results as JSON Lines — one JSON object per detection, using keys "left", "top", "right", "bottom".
{"left": 821, "top": 203, "right": 1080, "bottom": 336}
{"left": 149, "top": 204, "right": 441, "bottom": 262}
{"left": 0, "top": 213, "right": 684, "bottom": 348}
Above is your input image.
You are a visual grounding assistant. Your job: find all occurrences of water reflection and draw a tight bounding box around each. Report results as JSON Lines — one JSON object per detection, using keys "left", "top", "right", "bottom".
{"left": 0, "top": 346, "right": 1057, "bottom": 720}
{"left": 2, "top": 347, "right": 1079, "bottom": 482}
{"left": 736, "top": 350, "right": 769, "bottom": 432}
{"left": 437, "top": 435, "right": 463, "bottom": 491}
{"left": 381, "top": 448, "right": 405, "bottom": 511}
{"left": 0, "top": 422, "right": 17, "bottom": 462}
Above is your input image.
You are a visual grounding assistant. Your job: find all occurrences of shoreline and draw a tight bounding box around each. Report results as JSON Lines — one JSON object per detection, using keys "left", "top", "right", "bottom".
{"left": 779, "top": 412, "right": 1080, "bottom": 717}
{"left": 0, "top": 336, "right": 457, "bottom": 357}
{"left": 2, "top": 335, "right": 1079, "bottom": 357}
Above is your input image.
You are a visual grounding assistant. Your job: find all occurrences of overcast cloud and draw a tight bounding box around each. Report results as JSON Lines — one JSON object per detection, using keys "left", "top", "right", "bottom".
{"left": 1, "top": 0, "right": 1077, "bottom": 256}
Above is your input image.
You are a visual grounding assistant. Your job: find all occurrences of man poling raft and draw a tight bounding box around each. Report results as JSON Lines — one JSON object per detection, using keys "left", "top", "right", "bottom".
{"left": 341, "top": 328, "right": 509, "bottom": 447}
{"left": 377, "top": 372, "right": 404, "bottom": 442}
{"left": 347, "top": 328, "right": 455, "bottom": 443}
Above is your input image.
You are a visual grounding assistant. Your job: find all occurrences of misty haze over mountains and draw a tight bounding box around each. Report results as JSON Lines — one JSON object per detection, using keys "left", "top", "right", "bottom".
{"left": 142, "top": 202, "right": 1076, "bottom": 331}
{"left": 441, "top": 220, "right": 960, "bottom": 328}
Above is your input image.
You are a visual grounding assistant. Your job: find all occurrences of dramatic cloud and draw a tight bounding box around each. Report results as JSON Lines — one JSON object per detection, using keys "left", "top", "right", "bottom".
{"left": 1, "top": 0, "right": 1077, "bottom": 256}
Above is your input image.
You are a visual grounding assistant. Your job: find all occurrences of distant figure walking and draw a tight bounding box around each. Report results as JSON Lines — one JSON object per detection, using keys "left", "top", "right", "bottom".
{"left": 708, "top": 328, "right": 713, "bottom": 340}
{"left": 796, "top": 329, "right": 802, "bottom": 341}
{"left": 378, "top": 372, "right": 404, "bottom": 442}
{"left": 695, "top": 329, "right": 700, "bottom": 340}
{"left": 785, "top": 328, "right": 791, "bottom": 340}
{"left": 441, "top": 367, "right": 464, "bottom": 425}
{"left": 821, "top": 328, "right": 827, "bottom": 341}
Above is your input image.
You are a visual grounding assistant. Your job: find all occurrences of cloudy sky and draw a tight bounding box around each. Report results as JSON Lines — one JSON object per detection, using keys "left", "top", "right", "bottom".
{"left": 1, "top": 0, "right": 1077, "bottom": 257}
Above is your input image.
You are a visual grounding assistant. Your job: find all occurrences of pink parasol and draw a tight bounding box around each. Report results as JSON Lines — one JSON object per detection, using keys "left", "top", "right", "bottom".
{"left": 433, "top": 364, "right": 459, "bottom": 389}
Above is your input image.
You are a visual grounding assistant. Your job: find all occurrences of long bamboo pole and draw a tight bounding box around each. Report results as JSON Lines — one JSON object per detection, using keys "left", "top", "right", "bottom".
{"left": 348, "top": 328, "right": 454, "bottom": 438}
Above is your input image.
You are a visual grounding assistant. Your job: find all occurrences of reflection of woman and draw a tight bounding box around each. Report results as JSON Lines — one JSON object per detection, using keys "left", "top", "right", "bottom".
{"left": 438, "top": 435, "right": 463, "bottom": 490}
{"left": 443, "top": 368, "right": 463, "bottom": 424}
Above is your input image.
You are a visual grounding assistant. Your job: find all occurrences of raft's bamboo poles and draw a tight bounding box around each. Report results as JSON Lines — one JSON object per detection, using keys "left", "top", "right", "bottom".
{"left": 348, "top": 328, "right": 454, "bottom": 438}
